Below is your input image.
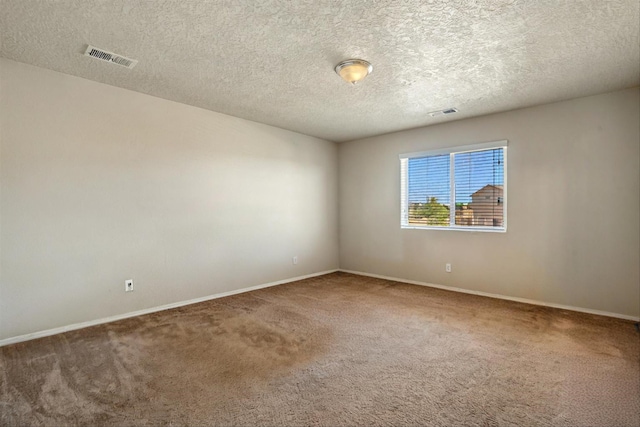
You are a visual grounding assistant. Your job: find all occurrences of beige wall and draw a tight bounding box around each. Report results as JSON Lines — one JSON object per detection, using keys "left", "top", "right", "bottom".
{"left": 339, "top": 88, "right": 640, "bottom": 318}
{"left": 1, "top": 58, "right": 638, "bottom": 343}
{"left": 0, "top": 59, "right": 339, "bottom": 340}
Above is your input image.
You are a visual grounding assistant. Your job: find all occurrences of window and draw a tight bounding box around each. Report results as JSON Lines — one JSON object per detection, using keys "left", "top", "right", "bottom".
{"left": 400, "top": 140, "right": 507, "bottom": 231}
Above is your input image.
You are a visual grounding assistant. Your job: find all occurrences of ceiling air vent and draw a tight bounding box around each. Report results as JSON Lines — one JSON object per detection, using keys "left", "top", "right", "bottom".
{"left": 428, "top": 107, "right": 458, "bottom": 117}
{"left": 84, "top": 45, "right": 138, "bottom": 69}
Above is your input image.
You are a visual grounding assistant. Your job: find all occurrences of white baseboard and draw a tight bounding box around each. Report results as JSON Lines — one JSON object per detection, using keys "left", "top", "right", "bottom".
{"left": 339, "top": 269, "right": 640, "bottom": 322}
{"left": 3, "top": 268, "right": 636, "bottom": 347}
{"left": 0, "top": 269, "right": 339, "bottom": 347}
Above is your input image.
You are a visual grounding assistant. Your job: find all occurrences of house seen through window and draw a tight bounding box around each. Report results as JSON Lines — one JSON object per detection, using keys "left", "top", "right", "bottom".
{"left": 400, "top": 141, "right": 507, "bottom": 231}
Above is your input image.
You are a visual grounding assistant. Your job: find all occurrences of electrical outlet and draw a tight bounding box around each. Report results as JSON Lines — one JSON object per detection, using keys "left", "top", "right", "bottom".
{"left": 292, "top": 256, "right": 298, "bottom": 265}
{"left": 445, "top": 263, "right": 452, "bottom": 273}
{"left": 125, "top": 279, "right": 134, "bottom": 292}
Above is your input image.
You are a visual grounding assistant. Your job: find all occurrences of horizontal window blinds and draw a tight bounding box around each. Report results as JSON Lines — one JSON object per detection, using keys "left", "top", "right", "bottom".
{"left": 454, "top": 148, "right": 505, "bottom": 228}
{"left": 400, "top": 142, "right": 507, "bottom": 231}
{"left": 407, "top": 154, "right": 450, "bottom": 226}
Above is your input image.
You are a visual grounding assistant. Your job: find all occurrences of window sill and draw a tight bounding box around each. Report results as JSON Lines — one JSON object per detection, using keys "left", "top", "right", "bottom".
{"left": 401, "top": 225, "right": 506, "bottom": 233}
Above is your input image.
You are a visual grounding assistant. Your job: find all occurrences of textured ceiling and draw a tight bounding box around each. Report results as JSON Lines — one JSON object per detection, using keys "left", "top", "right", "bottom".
{"left": 1, "top": 0, "right": 638, "bottom": 142}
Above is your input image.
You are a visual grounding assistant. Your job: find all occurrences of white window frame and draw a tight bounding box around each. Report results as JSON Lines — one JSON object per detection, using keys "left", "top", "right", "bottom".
{"left": 400, "top": 140, "right": 508, "bottom": 232}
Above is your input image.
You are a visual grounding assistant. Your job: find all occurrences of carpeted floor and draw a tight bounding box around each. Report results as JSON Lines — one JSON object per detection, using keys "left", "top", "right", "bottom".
{"left": 1, "top": 272, "right": 639, "bottom": 426}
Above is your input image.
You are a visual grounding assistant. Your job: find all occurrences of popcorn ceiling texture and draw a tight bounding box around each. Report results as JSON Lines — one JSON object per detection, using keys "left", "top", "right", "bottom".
{"left": 1, "top": 0, "right": 638, "bottom": 142}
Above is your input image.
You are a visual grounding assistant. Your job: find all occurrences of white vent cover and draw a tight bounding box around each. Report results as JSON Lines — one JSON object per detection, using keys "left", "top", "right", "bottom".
{"left": 84, "top": 45, "right": 138, "bottom": 69}
{"left": 428, "top": 108, "right": 458, "bottom": 117}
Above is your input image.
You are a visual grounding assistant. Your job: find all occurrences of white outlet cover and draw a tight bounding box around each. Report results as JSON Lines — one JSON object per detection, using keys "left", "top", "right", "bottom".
{"left": 125, "top": 279, "right": 134, "bottom": 292}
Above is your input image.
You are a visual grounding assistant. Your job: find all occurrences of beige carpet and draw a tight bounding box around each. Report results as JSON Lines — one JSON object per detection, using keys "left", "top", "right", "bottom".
{"left": 1, "top": 272, "right": 639, "bottom": 426}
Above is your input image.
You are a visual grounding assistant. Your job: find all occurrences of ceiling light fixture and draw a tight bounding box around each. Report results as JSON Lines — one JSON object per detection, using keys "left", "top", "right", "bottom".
{"left": 335, "top": 59, "right": 373, "bottom": 85}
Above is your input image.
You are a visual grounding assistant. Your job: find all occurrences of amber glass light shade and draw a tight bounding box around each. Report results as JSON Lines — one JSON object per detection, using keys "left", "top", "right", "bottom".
{"left": 335, "top": 59, "right": 373, "bottom": 85}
